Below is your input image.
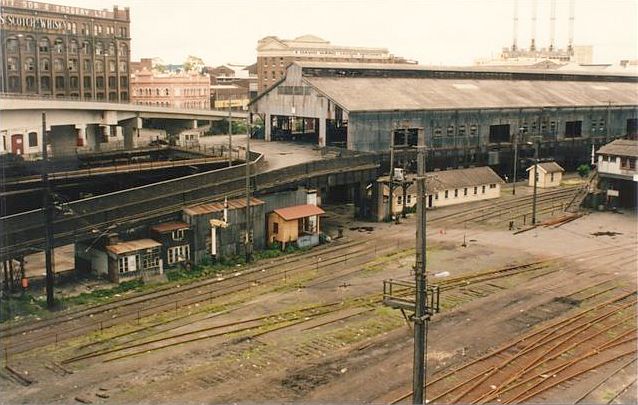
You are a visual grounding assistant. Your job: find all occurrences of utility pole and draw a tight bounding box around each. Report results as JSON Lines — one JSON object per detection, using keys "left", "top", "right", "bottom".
{"left": 607, "top": 101, "right": 612, "bottom": 143}
{"left": 388, "top": 127, "right": 395, "bottom": 222}
{"left": 41, "top": 112, "right": 55, "bottom": 309}
{"left": 531, "top": 140, "right": 539, "bottom": 225}
{"left": 245, "top": 114, "right": 252, "bottom": 263}
{"left": 413, "top": 128, "right": 429, "bottom": 404}
{"left": 512, "top": 130, "right": 519, "bottom": 195}
{"left": 228, "top": 91, "right": 233, "bottom": 167}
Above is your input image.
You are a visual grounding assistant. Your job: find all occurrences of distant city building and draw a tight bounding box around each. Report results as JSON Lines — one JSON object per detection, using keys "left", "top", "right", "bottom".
{"left": 255, "top": 35, "right": 414, "bottom": 93}
{"left": 130, "top": 62, "right": 210, "bottom": 109}
{"left": 0, "top": 1, "right": 131, "bottom": 101}
{"left": 206, "top": 63, "right": 257, "bottom": 109}
{"left": 475, "top": 45, "right": 593, "bottom": 69}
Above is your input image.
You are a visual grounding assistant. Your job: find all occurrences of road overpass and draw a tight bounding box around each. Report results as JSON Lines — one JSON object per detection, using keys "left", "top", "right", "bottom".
{"left": 0, "top": 95, "right": 247, "bottom": 157}
{"left": 0, "top": 148, "right": 379, "bottom": 261}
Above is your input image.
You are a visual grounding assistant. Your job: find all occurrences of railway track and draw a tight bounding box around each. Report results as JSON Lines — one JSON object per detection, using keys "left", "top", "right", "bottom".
{"left": 388, "top": 289, "right": 637, "bottom": 404}
{"left": 1, "top": 238, "right": 396, "bottom": 355}
{"left": 56, "top": 253, "right": 591, "bottom": 368}
{"left": 428, "top": 185, "right": 582, "bottom": 226}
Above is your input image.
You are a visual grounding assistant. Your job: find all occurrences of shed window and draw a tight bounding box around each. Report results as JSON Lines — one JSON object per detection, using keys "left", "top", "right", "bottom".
{"left": 490, "top": 183, "right": 497, "bottom": 189}
{"left": 28, "top": 132, "right": 38, "bottom": 147}
{"left": 273, "top": 222, "right": 279, "bottom": 234}
{"left": 444, "top": 190, "right": 449, "bottom": 199}
{"left": 482, "top": 185, "right": 486, "bottom": 193}
{"left": 473, "top": 186, "right": 478, "bottom": 195}
{"left": 172, "top": 229, "right": 185, "bottom": 241}
{"left": 463, "top": 188, "right": 468, "bottom": 196}
{"left": 454, "top": 189, "right": 458, "bottom": 197}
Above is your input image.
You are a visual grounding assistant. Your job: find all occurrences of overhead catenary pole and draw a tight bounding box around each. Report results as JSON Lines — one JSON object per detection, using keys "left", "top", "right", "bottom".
{"left": 512, "top": 130, "right": 519, "bottom": 195}
{"left": 413, "top": 127, "right": 429, "bottom": 404}
{"left": 531, "top": 141, "right": 539, "bottom": 225}
{"left": 389, "top": 125, "right": 395, "bottom": 222}
{"left": 228, "top": 90, "right": 233, "bottom": 167}
{"left": 41, "top": 112, "right": 55, "bottom": 309}
{"left": 245, "top": 114, "right": 252, "bottom": 263}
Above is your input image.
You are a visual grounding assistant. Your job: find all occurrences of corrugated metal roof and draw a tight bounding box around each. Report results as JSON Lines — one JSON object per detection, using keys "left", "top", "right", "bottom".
{"left": 272, "top": 204, "right": 325, "bottom": 221}
{"left": 383, "top": 166, "right": 504, "bottom": 195}
{"left": 150, "top": 221, "right": 190, "bottom": 233}
{"left": 597, "top": 139, "right": 638, "bottom": 157}
{"left": 183, "top": 197, "right": 265, "bottom": 216}
{"left": 427, "top": 166, "right": 504, "bottom": 192}
{"left": 303, "top": 76, "right": 638, "bottom": 112}
{"left": 106, "top": 239, "right": 161, "bottom": 255}
{"left": 295, "top": 61, "right": 638, "bottom": 78}
{"left": 525, "top": 162, "right": 565, "bottom": 173}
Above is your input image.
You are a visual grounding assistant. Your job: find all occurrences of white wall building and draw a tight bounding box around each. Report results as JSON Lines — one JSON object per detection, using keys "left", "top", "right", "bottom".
{"left": 384, "top": 166, "right": 505, "bottom": 214}
{"left": 526, "top": 162, "right": 564, "bottom": 188}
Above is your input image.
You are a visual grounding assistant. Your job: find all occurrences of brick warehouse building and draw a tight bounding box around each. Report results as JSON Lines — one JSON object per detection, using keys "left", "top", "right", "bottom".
{"left": 0, "top": 1, "right": 131, "bottom": 102}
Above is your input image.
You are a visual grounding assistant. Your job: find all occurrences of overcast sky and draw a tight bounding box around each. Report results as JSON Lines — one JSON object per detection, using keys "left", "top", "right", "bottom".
{"left": 53, "top": 0, "right": 638, "bottom": 66}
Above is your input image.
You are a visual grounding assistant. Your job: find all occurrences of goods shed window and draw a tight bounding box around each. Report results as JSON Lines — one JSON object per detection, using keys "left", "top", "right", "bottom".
{"left": 564, "top": 121, "right": 582, "bottom": 138}
{"left": 489, "top": 124, "right": 510, "bottom": 143}
{"left": 627, "top": 119, "right": 638, "bottom": 137}
{"left": 393, "top": 128, "right": 418, "bottom": 147}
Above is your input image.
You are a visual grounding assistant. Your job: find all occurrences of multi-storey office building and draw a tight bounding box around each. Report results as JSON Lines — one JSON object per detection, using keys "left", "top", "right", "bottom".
{"left": 0, "top": 1, "right": 131, "bottom": 102}
{"left": 130, "top": 68, "right": 210, "bottom": 110}
{"left": 256, "top": 35, "right": 413, "bottom": 93}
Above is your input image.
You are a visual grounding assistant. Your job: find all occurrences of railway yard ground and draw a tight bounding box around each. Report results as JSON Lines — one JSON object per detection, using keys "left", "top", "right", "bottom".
{"left": 0, "top": 179, "right": 636, "bottom": 404}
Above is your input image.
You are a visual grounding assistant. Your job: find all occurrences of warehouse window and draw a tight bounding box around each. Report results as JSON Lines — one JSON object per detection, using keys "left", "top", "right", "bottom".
{"left": 564, "top": 121, "right": 582, "bottom": 138}
{"left": 54, "top": 58, "right": 64, "bottom": 72}
{"left": 7, "top": 57, "right": 17, "bottom": 71}
{"left": 69, "top": 40, "right": 78, "bottom": 53}
{"left": 6, "top": 37, "right": 19, "bottom": 52}
{"left": 447, "top": 125, "right": 455, "bottom": 136}
{"left": 470, "top": 125, "right": 478, "bottom": 135}
{"left": 434, "top": 127, "right": 442, "bottom": 137}
{"left": 26, "top": 76, "right": 36, "bottom": 92}
{"left": 55, "top": 76, "right": 65, "bottom": 89}
{"left": 40, "top": 76, "right": 51, "bottom": 91}
{"left": 458, "top": 125, "right": 466, "bottom": 136}
{"left": 25, "top": 36, "right": 35, "bottom": 52}
{"left": 53, "top": 38, "right": 64, "bottom": 53}
{"left": 39, "top": 38, "right": 50, "bottom": 52}
{"left": 70, "top": 76, "right": 79, "bottom": 89}
{"left": 489, "top": 124, "right": 510, "bottom": 143}
{"left": 24, "top": 58, "right": 35, "bottom": 71}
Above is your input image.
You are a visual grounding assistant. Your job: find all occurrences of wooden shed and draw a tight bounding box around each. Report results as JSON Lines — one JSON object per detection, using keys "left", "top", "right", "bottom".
{"left": 267, "top": 204, "right": 325, "bottom": 249}
{"left": 527, "top": 162, "right": 564, "bottom": 188}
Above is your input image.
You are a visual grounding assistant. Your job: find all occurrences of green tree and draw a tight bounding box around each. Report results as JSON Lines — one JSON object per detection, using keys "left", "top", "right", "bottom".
{"left": 183, "top": 55, "right": 205, "bottom": 73}
{"left": 577, "top": 164, "right": 591, "bottom": 178}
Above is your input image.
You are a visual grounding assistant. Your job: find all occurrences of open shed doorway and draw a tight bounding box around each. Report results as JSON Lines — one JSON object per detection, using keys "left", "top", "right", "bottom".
{"left": 271, "top": 115, "right": 318, "bottom": 144}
